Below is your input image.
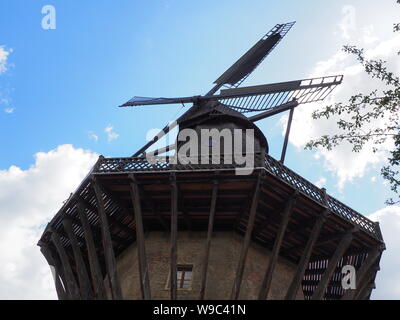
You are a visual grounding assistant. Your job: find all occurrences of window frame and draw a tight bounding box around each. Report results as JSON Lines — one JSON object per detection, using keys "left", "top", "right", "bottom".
{"left": 165, "top": 264, "right": 194, "bottom": 291}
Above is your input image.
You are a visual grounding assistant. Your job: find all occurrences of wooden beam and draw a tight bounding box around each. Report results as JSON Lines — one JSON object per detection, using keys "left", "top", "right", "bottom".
{"left": 46, "top": 241, "right": 70, "bottom": 299}
{"left": 92, "top": 177, "right": 123, "bottom": 300}
{"left": 40, "top": 244, "right": 67, "bottom": 300}
{"left": 170, "top": 173, "right": 178, "bottom": 300}
{"left": 341, "top": 245, "right": 383, "bottom": 300}
{"left": 73, "top": 204, "right": 129, "bottom": 251}
{"left": 356, "top": 277, "right": 376, "bottom": 300}
{"left": 354, "top": 263, "right": 378, "bottom": 300}
{"left": 62, "top": 218, "right": 94, "bottom": 299}
{"left": 177, "top": 188, "right": 191, "bottom": 230}
{"left": 96, "top": 183, "right": 132, "bottom": 219}
{"left": 200, "top": 180, "right": 218, "bottom": 300}
{"left": 258, "top": 190, "right": 298, "bottom": 300}
{"left": 152, "top": 205, "right": 170, "bottom": 231}
{"left": 129, "top": 174, "right": 151, "bottom": 300}
{"left": 253, "top": 205, "right": 282, "bottom": 237}
{"left": 283, "top": 230, "right": 347, "bottom": 256}
{"left": 140, "top": 190, "right": 169, "bottom": 231}
{"left": 77, "top": 200, "right": 106, "bottom": 299}
{"left": 285, "top": 217, "right": 316, "bottom": 237}
{"left": 50, "top": 231, "right": 81, "bottom": 299}
{"left": 311, "top": 229, "right": 355, "bottom": 300}
{"left": 80, "top": 190, "right": 134, "bottom": 237}
{"left": 280, "top": 106, "right": 295, "bottom": 164}
{"left": 233, "top": 187, "right": 254, "bottom": 230}
{"left": 253, "top": 217, "right": 270, "bottom": 236}
{"left": 359, "top": 269, "right": 379, "bottom": 300}
{"left": 285, "top": 210, "right": 329, "bottom": 300}
{"left": 230, "top": 172, "right": 262, "bottom": 299}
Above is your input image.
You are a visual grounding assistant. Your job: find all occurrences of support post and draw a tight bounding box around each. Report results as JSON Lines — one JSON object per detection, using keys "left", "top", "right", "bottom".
{"left": 129, "top": 174, "right": 151, "bottom": 300}
{"left": 200, "top": 181, "right": 218, "bottom": 300}
{"left": 77, "top": 200, "right": 107, "bottom": 299}
{"left": 311, "top": 229, "right": 355, "bottom": 300}
{"left": 341, "top": 245, "right": 383, "bottom": 300}
{"left": 170, "top": 173, "right": 178, "bottom": 300}
{"left": 285, "top": 210, "right": 328, "bottom": 300}
{"left": 50, "top": 230, "right": 81, "bottom": 299}
{"left": 258, "top": 190, "right": 298, "bottom": 299}
{"left": 40, "top": 244, "right": 67, "bottom": 300}
{"left": 230, "top": 172, "right": 262, "bottom": 299}
{"left": 92, "top": 177, "right": 123, "bottom": 300}
{"left": 356, "top": 280, "right": 375, "bottom": 300}
{"left": 62, "top": 218, "right": 94, "bottom": 299}
{"left": 280, "top": 107, "right": 295, "bottom": 164}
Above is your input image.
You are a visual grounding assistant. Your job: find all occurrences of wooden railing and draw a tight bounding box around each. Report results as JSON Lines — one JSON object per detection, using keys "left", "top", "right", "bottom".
{"left": 263, "top": 156, "right": 381, "bottom": 240}
{"left": 94, "top": 154, "right": 382, "bottom": 241}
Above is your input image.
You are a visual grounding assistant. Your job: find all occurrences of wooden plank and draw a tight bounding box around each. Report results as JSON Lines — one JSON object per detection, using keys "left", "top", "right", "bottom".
{"left": 200, "top": 181, "right": 218, "bottom": 300}
{"left": 341, "top": 245, "right": 383, "bottom": 300}
{"left": 230, "top": 172, "right": 262, "bottom": 300}
{"left": 129, "top": 174, "right": 151, "bottom": 300}
{"left": 353, "top": 263, "right": 377, "bottom": 300}
{"left": 283, "top": 230, "right": 348, "bottom": 256}
{"left": 92, "top": 178, "right": 123, "bottom": 300}
{"left": 234, "top": 189, "right": 254, "bottom": 229}
{"left": 285, "top": 210, "right": 329, "bottom": 300}
{"left": 285, "top": 217, "right": 316, "bottom": 237}
{"left": 77, "top": 200, "right": 107, "bottom": 299}
{"left": 311, "top": 229, "right": 355, "bottom": 300}
{"left": 357, "top": 271, "right": 379, "bottom": 300}
{"left": 356, "top": 278, "right": 375, "bottom": 300}
{"left": 258, "top": 190, "right": 298, "bottom": 299}
{"left": 75, "top": 199, "right": 130, "bottom": 246}
{"left": 50, "top": 231, "right": 81, "bottom": 299}
{"left": 40, "top": 244, "right": 67, "bottom": 300}
{"left": 170, "top": 173, "right": 178, "bottom": 300}
{"left": 62, "top": 218, "right": 94, "bottom": 299}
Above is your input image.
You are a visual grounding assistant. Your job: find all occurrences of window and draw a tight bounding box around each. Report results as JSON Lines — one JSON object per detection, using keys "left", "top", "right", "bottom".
{"left": 166, "top": 264, "right": 193, "bottom": 290}
{"left": 177, "top": 265, "right": 192, "bottom": 289}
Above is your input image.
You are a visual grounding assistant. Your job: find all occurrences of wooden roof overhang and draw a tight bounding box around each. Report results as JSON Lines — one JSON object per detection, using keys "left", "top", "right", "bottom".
{"left": 38, "top": 154, "right": 384, "bottom": 300}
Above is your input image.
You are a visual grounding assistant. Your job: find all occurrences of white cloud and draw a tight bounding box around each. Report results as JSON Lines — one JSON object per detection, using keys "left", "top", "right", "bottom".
{"left": 0, "top": 144, "right": 98, "bottom": 299}
{"left": 0, "top": 46, "right": 12, "bottom": 74}
{"left": 89, "top": 131, "right": 99, "bottom": 142}
{"left": 368, "top": 206, "right": 400, "bottom": 299}
{"left": 104, "top": 125, "right": 119, "bottom": 142}
{"left": 4, "top": 107, "right": 14, "bottom": 114}
{"left": 315, "top": 177, "right": 327, "bottom": 188}
{"left": 282, "top": 22, "right": 400, "bottom": 190}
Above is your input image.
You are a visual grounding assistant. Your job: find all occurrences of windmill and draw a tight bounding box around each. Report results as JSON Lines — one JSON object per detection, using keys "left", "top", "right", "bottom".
{"left": 121, "top": 21, "right": 342, "bottom": 164}
{"left": 38, "top": 22, "right": 384, "bottom": 301}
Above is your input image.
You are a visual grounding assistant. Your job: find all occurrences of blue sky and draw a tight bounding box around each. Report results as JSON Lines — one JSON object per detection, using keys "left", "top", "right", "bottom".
{"left": 0, "top": 0, "right": 400, "bottom": 299}
{"left": 1, "top": 0, "right": 397, "bottom": 212}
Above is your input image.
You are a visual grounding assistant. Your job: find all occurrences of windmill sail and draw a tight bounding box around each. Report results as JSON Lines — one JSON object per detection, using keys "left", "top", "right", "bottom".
{"left": 120, "top": 95, "right": 199, "bottom": 107}
{"left": 212, "top": 75, "right": 343, "bottom": 113}
{"left": 121, "top": 22, "right": 343, "bottom": 159}
{"left": 214, "top": 22, "right": 295, "bottom": 88}
{"left": 121, "top": 75, "right": 343, "bottom": 112}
